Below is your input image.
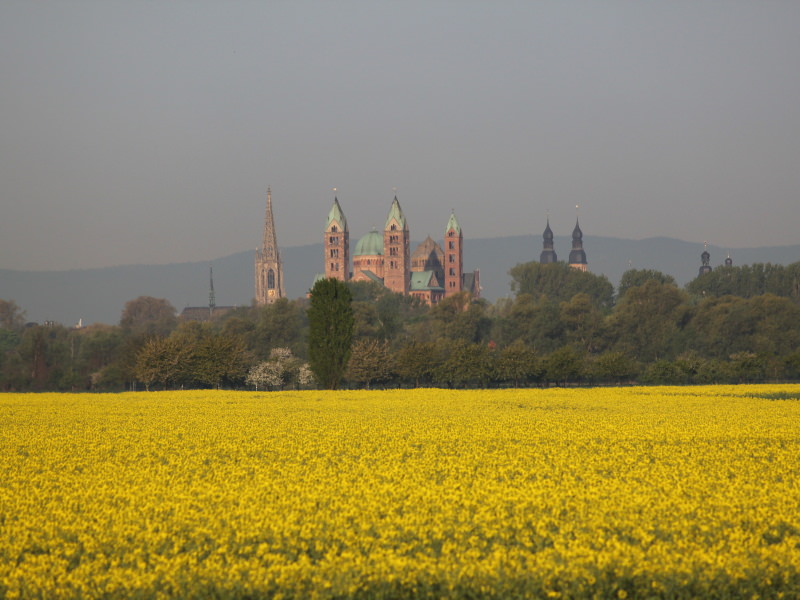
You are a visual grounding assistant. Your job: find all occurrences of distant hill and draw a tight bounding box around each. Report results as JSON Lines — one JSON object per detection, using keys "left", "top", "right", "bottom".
{"left": 1, "top": 236, "right": 797, "bottom": 326}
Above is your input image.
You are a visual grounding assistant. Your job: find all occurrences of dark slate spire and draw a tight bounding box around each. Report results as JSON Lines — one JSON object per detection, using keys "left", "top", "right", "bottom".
{"left": 539, "top": 218, "right": 558, "bottom": 264}
{"left": 698, "top": 242, "right": 712, "bottom": 276}
{"left": 568, "top": 217, "right": 587, "bottom": 269}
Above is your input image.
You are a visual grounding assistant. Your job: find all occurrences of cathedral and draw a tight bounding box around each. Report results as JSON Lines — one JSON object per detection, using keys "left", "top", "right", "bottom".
{"left": 255, "top": 188, "right": 285, "bottom": 305}
{"left": 324, "top": 195, "right": 480, "bottom": 305}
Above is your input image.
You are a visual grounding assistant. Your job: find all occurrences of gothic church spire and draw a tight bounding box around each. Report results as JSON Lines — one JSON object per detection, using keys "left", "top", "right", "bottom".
{"left": 255, "top": 187, "right": 285, "bottom": 304}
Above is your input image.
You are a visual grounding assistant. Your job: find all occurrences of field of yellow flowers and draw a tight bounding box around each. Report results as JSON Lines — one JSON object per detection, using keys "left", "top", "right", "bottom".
{"left": 2, "top": 386, "right": 799, "bottom": 599}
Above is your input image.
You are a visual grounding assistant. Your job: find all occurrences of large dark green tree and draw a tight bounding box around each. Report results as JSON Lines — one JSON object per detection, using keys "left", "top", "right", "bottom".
{"left": 509, "top": 261, "right": 614, "bottom": 310}
{"left": 617, "top": 269, "right": 676, "bottom": 300}
{"left": 307, "top": 278, "right": 354, "bottom": 390}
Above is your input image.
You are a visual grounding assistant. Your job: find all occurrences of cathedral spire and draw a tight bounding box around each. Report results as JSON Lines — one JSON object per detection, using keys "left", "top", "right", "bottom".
{"left": 568, "top": 213, "right": 588, "bottom": 271}
{"left": 255, "top": 187, "right": 285, "bottom": 304}
{"left": 698, "top": 242, "right": 712, "bottom": 276}
{"left": 384, "top": 195, "right": 410, "bottom": 294}
{"left": 540, "top": 216, "right": 558, "bottom": 264}
{"left": 444, "top": 209, "right": 463, "bottom": 297}
{"left": 325, "top": 193, "right": 350, "bottom": 281}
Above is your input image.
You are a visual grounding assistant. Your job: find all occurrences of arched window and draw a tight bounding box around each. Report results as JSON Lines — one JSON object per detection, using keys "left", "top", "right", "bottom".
{"left": 268, "top": 269, "right": 275, "bottom": 289}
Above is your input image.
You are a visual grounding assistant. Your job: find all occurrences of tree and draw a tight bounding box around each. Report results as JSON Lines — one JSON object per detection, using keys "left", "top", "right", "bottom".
{"left": 641, "top": 360, "right": 685, "bottom": 385}
{"left": 509, "top": 261, "right": 614, "bottom": 310}
{"left": 246, "top": 347, "right": 307, "bottom": 390}
{"left": 436, "top": 341, "right": 496, "bottom": 388}
{"left": 591, "top": 351, "right": 637, "bottom": 384}
{"left": 496, "top": 340, "right": 539, "bottom": 387}
{"left": 120, "top": 296, "right": 177, "bottom": 337}
{"left": 542, "top": 346, "right": 585, "bottom": 386}
{"left": 392, "top": 341, "right": 442, "bottom": 387}
{"left": 251, "top": 298, "right": 308, "bottom": 360}
{"left": 346, "top": 339, "right": 392, "bottom": 389}
{"left": 618, "top": 269, "right": 676, "bottom": 300}
{"left": 606, "top": 280, "right": 689, "bottom": 362}
{"left": 0, "top": 299, "right": 26, "bottom": 330}
{"left": 307, "top": 278, "right": 354, "bottom": 390}
{"left": 134, "top": 336, "right": 190, "bottom": 391}
{"left": 427, "top": 292, "right": 492, "bottom": 343}
{"left": 728, "top": 351, "right": 767, "bottom": 383}
{"left": 191, "top": 333, "right": 250, "bottom": 389}
{"left": 560, "top": 293, "right": 604, "bottom": 353}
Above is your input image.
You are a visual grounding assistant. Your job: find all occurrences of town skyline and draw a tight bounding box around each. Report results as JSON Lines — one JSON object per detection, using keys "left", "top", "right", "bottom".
{"left": 2, "top": 2, "right": 799, "bottom": 272}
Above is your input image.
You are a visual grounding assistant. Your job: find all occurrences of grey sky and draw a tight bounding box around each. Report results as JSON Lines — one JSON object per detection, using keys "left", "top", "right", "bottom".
{"left": 1, "top": 1, "right": 798, "bottom": 271}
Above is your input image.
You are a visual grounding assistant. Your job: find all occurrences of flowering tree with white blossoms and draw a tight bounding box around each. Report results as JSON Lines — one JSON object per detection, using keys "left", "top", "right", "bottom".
{"left": 246, "top": 348, "right": 313, "bottom": 390}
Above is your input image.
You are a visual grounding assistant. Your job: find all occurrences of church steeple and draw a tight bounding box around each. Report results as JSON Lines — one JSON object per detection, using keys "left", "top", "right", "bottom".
{"left": 384, "top": 195, "right": 410, "bottom": 294}
{"left": 698, "top": 242, "right": 712, "bottom": 276}
{"left": 325, "top": 194, "right": 350, "bottom": 281}
{"left": 444, "top": 209, "right": 463, "bottom": 297}
{"left": 568, "top": 213, "right": 588, "bottom": 272}
{"left": 255, "top": 187, "right": 285, "bottom": 304}
{"left": 540, "top": 217, "right": 558, "bottom": 264}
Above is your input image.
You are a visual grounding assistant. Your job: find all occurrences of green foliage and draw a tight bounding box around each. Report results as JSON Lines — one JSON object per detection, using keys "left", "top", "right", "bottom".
{"left": 436, "top": 341, "right": 496, "bottom": 388}
{"left": 496, "top": 340, "right": 540, "bottom": 387}
{"left": 509, "top": 261, "right": 614, "bottom": 310}
{"left": 542, "top": 346, "right": 585, "bottom": 386}
{"left": 119, "top": 296, "right": 177, "bottom": 337}
{"left": 0, "top": 298, "right": 26, "bottom": 330}
{"left": 686, "top": 261, "right": 800, "bottom": 300}
{"left": 134, "top": 336, "right": 190, "bottom": 391}
{"left": 191, "top": 333, "right": 250, "bottom": 389}
{"left": 307, "top": 278, "right": 354, "bottom": 390}
{"left": 392, "top": 341, "right": 443, "bottom": 387}
{"left": 618, "top": 269, "right": 676, "bottom": 299}
{"left": 346, "top": 338, "right": 392, "bottom": 389}
{"left": 641, "top": 360, "right": 687, "bottom": 385}
{"left": 606, "top": 280, "right": 688, "bottom": 362}
{"left": 591, "top": 351, "right": 637, "bottom": 384}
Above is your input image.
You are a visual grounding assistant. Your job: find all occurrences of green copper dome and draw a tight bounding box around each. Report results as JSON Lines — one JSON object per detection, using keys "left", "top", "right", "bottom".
{"left": 354, "top": 230, "right": 384, "bottom": 256}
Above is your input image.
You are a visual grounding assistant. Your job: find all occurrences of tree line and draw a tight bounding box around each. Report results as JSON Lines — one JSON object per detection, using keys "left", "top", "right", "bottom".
{"left": 1, "top": 260, "right": 800, "bottom": 391}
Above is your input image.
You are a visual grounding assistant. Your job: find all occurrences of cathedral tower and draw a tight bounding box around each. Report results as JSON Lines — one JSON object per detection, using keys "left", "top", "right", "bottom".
{"left": 255, "top": 187, "right": 285, "bottom": 304}
{"left": 568, "top": 217, "right": 588, "bottom": 272}
{"left": 540, "top": 218, "right": 558, "bottom": 264}
{"left": 383, "top": 196, "right": 410, "bottom": 294}
{"left": 444, "top": 210, "right": 463, "bottom": 297}
{"left": 325, "top": 196, "right": 350, "bottom": 281}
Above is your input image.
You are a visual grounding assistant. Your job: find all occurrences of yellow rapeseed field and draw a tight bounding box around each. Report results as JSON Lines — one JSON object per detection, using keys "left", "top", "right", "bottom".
{"left": 1, "top": 386, "right": 799, "bottom": 599}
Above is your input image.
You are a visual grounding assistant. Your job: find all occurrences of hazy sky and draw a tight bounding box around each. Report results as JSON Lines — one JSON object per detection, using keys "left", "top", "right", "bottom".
{"left": 1, "top": 1, "right": 798, "bottom": 271}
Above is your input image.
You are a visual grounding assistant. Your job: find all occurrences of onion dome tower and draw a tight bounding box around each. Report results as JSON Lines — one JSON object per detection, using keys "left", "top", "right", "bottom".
{"left": 255, "top": 187, "right": 285, "bottom": 304}
{"left": 568, "top": 215, "right": 588, "bottom": 272}
{"left": 383, "top": 196, "right": 410, "bottom": 295}
{"left": 325, "top": 195, "right": 350, "bottom": 281}
{"left": 540, "top": 218, "right": 558, "bottom": 264}
{"left": 698, "top": 242, "right": 712, "bottom": 276}
{"left": 444, "top": 210, "right": 463, "bottom": 297}
{"left": 725, "top": 253, "right": 733, "bottom": 267}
